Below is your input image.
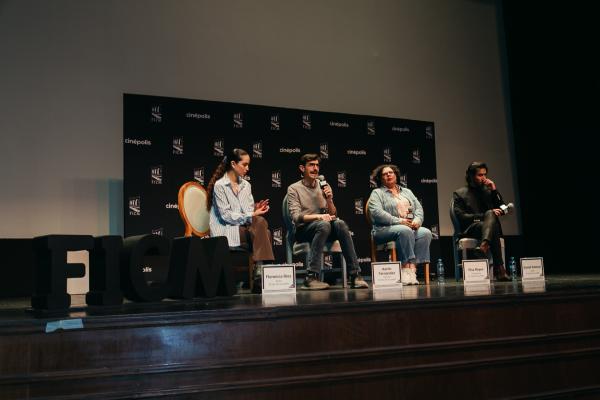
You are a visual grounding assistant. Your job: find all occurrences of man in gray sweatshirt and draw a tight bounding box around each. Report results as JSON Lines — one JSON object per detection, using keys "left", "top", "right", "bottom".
{"left": 286, "top": 154, "right": 369, "bottom": 290}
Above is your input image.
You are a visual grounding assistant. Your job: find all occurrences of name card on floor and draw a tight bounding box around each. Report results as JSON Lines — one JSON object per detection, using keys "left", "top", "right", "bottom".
{"left": 520, "top": 257, "right": 545, "bottom": 281}
{"left": 522, "top": 280, "right": 546, "bottom": 293}
{"left": 462, "top": 259, "right": 491, "bottom": 284}
{"left": 371, "top": 262, "right": 402, "bottom": 289}
{"left": 464, "top": 283, "right": 492, "bottom": 296}
{"left": 373, "top": 289, "right": 403, "bottom": 301}
{"left": 262, "top": 265, "right": 296, "bottom": 294}
{"left": 262, "top": 293, "right": 297, "bottom": 307}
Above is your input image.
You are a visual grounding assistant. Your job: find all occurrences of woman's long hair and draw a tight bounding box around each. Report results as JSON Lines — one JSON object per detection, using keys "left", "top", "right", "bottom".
{"left": 206, "top": 148, "right": 249, "bottom": 210}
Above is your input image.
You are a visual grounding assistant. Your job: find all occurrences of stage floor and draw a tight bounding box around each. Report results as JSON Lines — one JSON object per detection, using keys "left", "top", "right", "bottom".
{"left": 1, "top": 274, "right": 599, "bottom": 322}
{"left": 2, "top": 275, "right": 600, "bottom": 399}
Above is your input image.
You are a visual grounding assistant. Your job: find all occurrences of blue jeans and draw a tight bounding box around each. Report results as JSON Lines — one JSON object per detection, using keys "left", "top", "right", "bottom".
{"left": 373, "top": 225, "right": 432, "bottom": 264}
{"left": 295, "top": 219, "right": 360, "bottom": 275}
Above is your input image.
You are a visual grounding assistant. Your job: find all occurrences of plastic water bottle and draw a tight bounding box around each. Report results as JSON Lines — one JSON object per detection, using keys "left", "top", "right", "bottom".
{"left": 509, "top": 257, "right": 517, "bottom": 280}
{"left": 436, "top": 259, "right": 445, "bottom": 284}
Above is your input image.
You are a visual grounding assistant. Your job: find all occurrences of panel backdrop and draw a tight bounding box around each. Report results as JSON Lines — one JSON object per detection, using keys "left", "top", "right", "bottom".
{"left": 124, "top": 93, "right": 440, "bottom": 274}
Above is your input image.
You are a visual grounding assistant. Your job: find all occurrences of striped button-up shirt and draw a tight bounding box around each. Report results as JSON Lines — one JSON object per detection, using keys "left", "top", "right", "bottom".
{"left": 209, "top": 175, "right": 254, "bottom": 247}
{"left": 367, "top": 185, "right": 424, "bottom": 230}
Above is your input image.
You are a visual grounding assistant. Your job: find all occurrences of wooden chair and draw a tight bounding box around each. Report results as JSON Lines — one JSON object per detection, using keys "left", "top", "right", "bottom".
{"left": 178, "top": 182, "right": 210, "bottom": 237}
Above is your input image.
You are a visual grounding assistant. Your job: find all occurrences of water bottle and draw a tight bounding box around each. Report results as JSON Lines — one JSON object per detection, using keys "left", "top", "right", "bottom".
{"left": 436, "top": 259, "right": 445, "bottom": 284}
{"left": 509, "top": 257, "right": 517, "bottom": 280}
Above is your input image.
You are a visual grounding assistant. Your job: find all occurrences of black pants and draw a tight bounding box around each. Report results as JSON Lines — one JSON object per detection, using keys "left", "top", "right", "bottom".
{"left": 464, "top": 210, "right": 503, "bottom": 266}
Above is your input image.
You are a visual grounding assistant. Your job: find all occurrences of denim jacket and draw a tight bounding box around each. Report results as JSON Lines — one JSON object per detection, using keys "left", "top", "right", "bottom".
{"left": 367, "top": 185, "right": 424, "bottom": 230}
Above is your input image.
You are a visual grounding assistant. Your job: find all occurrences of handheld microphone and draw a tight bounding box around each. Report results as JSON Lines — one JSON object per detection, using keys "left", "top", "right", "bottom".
{"left": 499, "top": 202, "right": 515, "bottom": 215}
{"left": 317, "top": 175, "right": 328, "bottom": 190}
{"left": 317, "top": 175, "right": 331, "bottom": 199}
{"left": 490, "top": 184, "right": 514, "bottom": 215}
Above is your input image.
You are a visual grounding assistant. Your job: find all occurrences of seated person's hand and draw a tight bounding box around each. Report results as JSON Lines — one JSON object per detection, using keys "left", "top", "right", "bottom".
{"left": 319, "top": 214, "right": 336, "bottom": 222}
{"left": 254, "top": 199, "right": 269, "bottom": 211}
{"left": 253, "top": 199, "right": 270, "bottom": 216}
{"left": 409, "top": 221, "right": 420, "bottom": 230}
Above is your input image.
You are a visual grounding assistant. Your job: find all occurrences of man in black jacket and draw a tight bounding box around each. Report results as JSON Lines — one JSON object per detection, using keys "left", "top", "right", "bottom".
{"left": 453, "top": 161, "right": 511, "bottom": 281}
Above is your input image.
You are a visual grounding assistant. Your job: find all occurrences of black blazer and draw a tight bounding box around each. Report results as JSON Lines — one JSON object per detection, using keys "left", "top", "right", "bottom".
{"left": 452, "top": 185, "right": 503, "bottom": 233}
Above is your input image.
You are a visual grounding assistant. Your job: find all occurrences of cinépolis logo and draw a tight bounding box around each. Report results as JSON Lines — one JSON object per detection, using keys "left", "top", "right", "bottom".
{"left": 383, "top": 148, "right": 392, "bottom": 162}
{"left": 369, "top": 176, "right": 377, "bottom": 188}
{"left": 329, "top": 120, "right": 349, "bottom": 128}
{"left": 392, "top": 126, "right": 410, "bottom": 133}
{"left": 151, "top": 165, "right": 163, "bottom": 185}
{"left": 302, "top": 114, "right": 311, "bottom": 130}
{"left": 272, "top": 228, "right": 283, "bottom": 246}
{"left": 337, "top": 171, "right": 347, "bottom": 188}
{"left": 151, "top": 105, "right": 162, "bottom": 123}
{"left": 172, "top": 137, "right": 184, "bottom": 155}
{"left": 279, "top": 147, "right": 300, "bottom": 154}
{"left": 346, "top": 149, "right": 367, "bottom": 156}
{"left": 253, "top": 141, "right": 263, "bottom": 159}
{"left": 233, "top": 112, "right": 243, "bottom": 128}
{"left": 430, "top": 225, "right": 439, "bottom": 239}
{"left": 193, "top": 167, "right": 205, "bottom": 184}
{"left": 129, "top": 196, "right": 141, "bottom": 216}
{"left": 411, "top": 149, "right": 421, "bottom": 164}
{"left": 186, "top": 112, "right": 211, "bottom": 120}
{"left": 271, "top": 170, "right": 282, "bottom": 188}
{"left": 367, "top": 121, "right": 376, "bottom": 135}
{"left": 270, "top": 114, "right": 280, "bottom": 131}
{"left": 213, "top": 139, "right": 224, "bottom": 156}
{"left": 354, "top": 198, "right": 364, "bottom": 214}
{"left": 425, "top": 125, "right": 434, "bottom": 139}
{"left": 400, "top": 173, "right": 408, "bottom": 187}
{"left": 320, "top": 143, "right": 329, "bottom": 159}
{"left": 124, "top": 138, "right": 151, "bottom": 146}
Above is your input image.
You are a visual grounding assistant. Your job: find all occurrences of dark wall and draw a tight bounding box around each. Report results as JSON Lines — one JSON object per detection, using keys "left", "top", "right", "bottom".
{"left": 502, "top": 2, "right": 596, "bottom": 273}
{"left": 123, "top": 94, "right": 441, "bottom": 273}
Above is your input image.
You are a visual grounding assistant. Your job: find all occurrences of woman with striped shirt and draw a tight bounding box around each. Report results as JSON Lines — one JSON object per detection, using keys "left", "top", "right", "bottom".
{"left": 207, "top": 148, "right": 274, "bottom": 290}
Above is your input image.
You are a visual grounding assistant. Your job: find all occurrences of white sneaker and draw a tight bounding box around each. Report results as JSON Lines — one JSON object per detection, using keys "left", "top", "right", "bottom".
{"left": 409, "top": 268, "right": 420, "bottom": 285}
{"left": 401, "top": 268, "right": 411, "bottom": 285}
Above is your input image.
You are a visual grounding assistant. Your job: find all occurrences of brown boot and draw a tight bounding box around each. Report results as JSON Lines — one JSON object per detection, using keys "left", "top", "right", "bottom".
{"left": 494, "top": 264, "right": 511, "bottom": 281}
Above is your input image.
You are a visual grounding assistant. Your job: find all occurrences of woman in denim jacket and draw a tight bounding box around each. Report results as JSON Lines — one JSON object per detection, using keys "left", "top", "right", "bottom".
{"left": 367, "top": 164, "right": 432, "bottom": 284}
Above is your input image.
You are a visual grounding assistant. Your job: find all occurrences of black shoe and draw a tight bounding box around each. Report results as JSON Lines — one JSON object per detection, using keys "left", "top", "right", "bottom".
{"left": 251, "top": 277, "right": 262, "bottom": 294}
{"left": 472, "top": 247, "right": 487, "bottom": 259}
{"left": 494, "top": 265, "right": 511, "bottom": 282}
{"left": 350, "top": 274, "right": 369, "bottom": 289}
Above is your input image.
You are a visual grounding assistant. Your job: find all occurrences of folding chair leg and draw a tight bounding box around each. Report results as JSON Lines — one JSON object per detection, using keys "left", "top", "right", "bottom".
{"left": 341, "top": 255, "right": 347, "bottom": 288}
